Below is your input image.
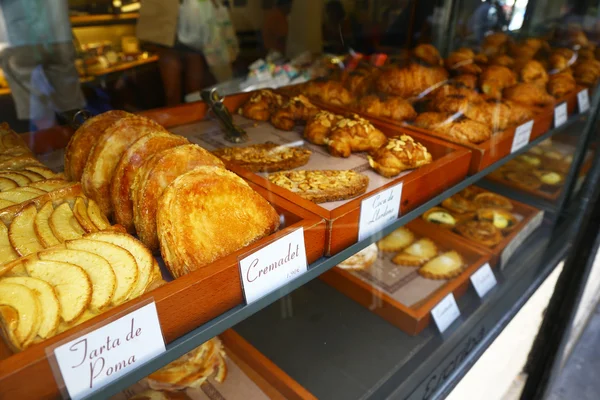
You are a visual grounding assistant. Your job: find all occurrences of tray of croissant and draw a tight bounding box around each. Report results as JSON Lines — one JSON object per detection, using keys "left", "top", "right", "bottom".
{"left": 320, "top": 218, "right": 494, "bottom": 335}
{"left": 155, "top": 90, "right": 471, "bottom": 255}
{"left": 114, "top": 330, "right": 315, "bottom": 400}
{"left": 0, "top": 114, "right": 326, "bottom": 399}
{"left": 278, "top": 41, "right": 593, "bottom": 175}
{"left": 419, "top": 186, "right": 544, "bottom": 267}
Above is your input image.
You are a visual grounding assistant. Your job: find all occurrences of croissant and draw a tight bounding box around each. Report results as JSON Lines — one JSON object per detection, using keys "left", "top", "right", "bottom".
{"left": 343, "top": 70, "right": 376, "bottom": 96}
{"left": 303, "top": 80, "right": 353, "bottom": 106}
{"left": 356, "top": 95, "right": 417, "bottom": 122}
{"left": 376, "top": 63, "right": 449, "bottom": 98}
{"left": 428, "top": 93, "right": 482, "bottom": 114}
{"left": 413, "top": 44, "right": 443, "bottom": 66}
{"left": 573, "top": 59, "right": 600, "bottom": 86}
{"left": 453, "top": 74, "right": 478, "bottom": 89}
{"left": 519, "top": 60, "right": 548, "bottom": 88}
{"left": 270, "top": 95, "right": 319, "bottom": 131}
{"left": 413, "top": 112, "right": 491, "bottom": 144}
{"left": 326, "top": 117, "right": 387, "bottom": 157}
{"left": 239, "top": 90, "right": 284, "bottom": 121}
{"left": 304, "top": 111, "right": 342, "bottom": 145}
{"left": 503, "top": 83, "right": 555, "bottom": 108}
{"left": 479, "top": 65, "right": 517, "bottom": 99}
{"left": 463, "top": 98, "right": 532, "bottom": 130}
{"left": 482, "top": 32, "right": 510, "bottom": 57}
{"left": 547, "top": 72, "right": 576, "bottom": 98}
{"left": 489, "top": 54, "right": 515, "bottom": 68}
{"left": 445, "top": 48, "right": 482, "bottom": 75}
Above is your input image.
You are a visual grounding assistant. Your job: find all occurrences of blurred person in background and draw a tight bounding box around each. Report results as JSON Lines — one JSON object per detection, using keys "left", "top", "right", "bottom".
{"left": 0, "top": 0, "right": 85, "bottom": 131}
{"left": 262, "top": 0, "right": 293, "bottom": 57}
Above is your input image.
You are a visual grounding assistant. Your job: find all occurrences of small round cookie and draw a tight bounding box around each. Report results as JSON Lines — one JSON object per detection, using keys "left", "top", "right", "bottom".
{"left": 338, "top": 243, "right": 378, "bottom": 270}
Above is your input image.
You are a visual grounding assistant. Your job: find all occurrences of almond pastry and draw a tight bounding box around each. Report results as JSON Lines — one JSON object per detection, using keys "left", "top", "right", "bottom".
{"left": 419, "top": 251, "right": 465, "bottom": 280}
{"left": 423, "top": 207, "right": 456, "bottom": 228}
{"left": 338, "top": 243, "right": 378, "bottom": 270}
{"left": 476, "top": 208, "right": 518, "bottom": 233}
{"left": 392, "top": 238, "right": 438, "bottom": 266}
{"left": 239, "top": 90, "right": 284, "bottom": 121}
{"left": 270, "top": 95, "right": 319, "bottom": 131}
{"left": 367, "top": 135, "right": 433, "bottom": 177}
{"left": 304, "top": 111, "right": 343, "bottom": 145}
{"left": 473, "top": 192, "right": 513, "bottom": 210}
{"left": 325, "top": 117, "right": 387, "bottom": 158}
{"left": 377, "top": 227, "right": 415, "bottom": 252}
{"left": 268, "top": 169, "right": 369, "bottom": 203}
{"left": 455, "top": 220, "right": 503, "bottom": 247}
{"left": 212, "top": 142, "right": 311, "bottom": 172}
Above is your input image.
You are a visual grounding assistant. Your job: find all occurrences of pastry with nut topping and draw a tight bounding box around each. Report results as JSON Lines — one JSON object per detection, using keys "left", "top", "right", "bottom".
{"left": 304, "top": 111, "right": 343, "bottom": 145}
{"left": 268, "top": 170, "right": 369, "bottom": 203}
{"left": 325, "top": 117, "right": 387, "bottom": 158}
{"left": 239, "top": 90, "right": 284, "bottom": 121}
{"left": 367, "top": 135, "right": 433, "bottom": 177}
{"left": 212, "top": 142, "right": 311, "bottom": 172}
{"left": 270, "top": 95, "right": 319, "bottom": 131}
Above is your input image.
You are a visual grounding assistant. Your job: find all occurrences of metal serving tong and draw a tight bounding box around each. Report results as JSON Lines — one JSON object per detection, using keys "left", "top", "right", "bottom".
{"left": 201, "top": 88, "right": 248, "bottom": 143}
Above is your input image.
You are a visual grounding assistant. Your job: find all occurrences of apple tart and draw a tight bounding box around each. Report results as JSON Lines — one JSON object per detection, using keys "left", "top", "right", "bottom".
{"left": 455, "top": 220, "right": 503, "bottom": 247}
{"left": 377, "top": 227, "right": 415, "bottom": 252}
{"left": 392, "top": 238, "right": 438, "bottom": 266}
{"left": 419, "top": 251, "right": 465, "bottom": 280}
{"left": 367, "top": 135, "right": 433, "bottom": 178}
{"left": 212, "top": 142, "right": 311, "bottom": 172}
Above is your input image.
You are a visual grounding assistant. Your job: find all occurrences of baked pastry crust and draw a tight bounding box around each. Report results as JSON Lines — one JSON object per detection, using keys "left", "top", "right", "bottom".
{"left": 419, "top": 251, "right": 465, "bottom": 280}
{"left": 423, "top": 206, "right": 456, "bottom": 228}
{"left": 442, "top": 194, "right": 477, "bottom": 215}
{"left": 357, "top": 95, "right": 417, "bottom": 122}
{"left": 239, "top": 90, "right": 284, "bottom": 121}
{"left": 456, "top": 220, "right": 503, "bottom": 247}
{"left": 479, "top": 65, "right": 517, "bottom": 99}
{"left": 131, "top": 144, "right": 224, "bottom": 251}
{"left": 376, "top": 63, "right": 449, "bottom": 98}
{"left": 504, "top": 170, "right": 543, "bottom": 190}
{"left": 477, "top": 208, "right": 518, "bottom": 233}
{"left": 503, "top": 83, "right": 555, "bottom": 108}
{"left": 338, "top": 243, "right": 378, "bottom": 270}
{"left": 377, "top": 226, "right": 415, "bottom": 252}
{"left": 367, "top": 135, "right": 433, "bottom": 177}
{"left": 413, "top": 44, "right": 443, "bottom": 66}
{"left": 473, "top": 192, "right": 513, "bottom": 210}
{"left": 212, "top": 142, "right": 311, "bottom": 172}
{"left": 268, "top": 169, "right": 368, "bottom": 203}
{"left": 64, "top": 110, "right": 131, "bottom": 181}
{"left": 413, "top": 112, "right": 492, "bottom": 144}
{"left": 157, "top": 166, "right": 280, "bottom": 278}
{"left": 445, "top": 48, "right": 482, "bottom": 75}
{"left": 520, "top": 60, "right": 549, "bottom": 88}
{"left": 81, "top": 115, "right": 168, "bottom": 216}
{"left": 304, "top": 111, "right": 342, "bottom": 145}
{"left": 547, "top": 72, "right": 576, "bottom": 98}
{"left": 270, "top": 95, "right": 319, "bottom": 131}
{"left": 302, "top": 80, "right": 353, "bottom": 106}
{"left": 392, "top": 238, "right": 438, "bottom": 266}
{"left": 111, "top": 132, "right": 188, "bottom": 232}
{"left": 326, "top": 117, "right": 387, "bottom": 157}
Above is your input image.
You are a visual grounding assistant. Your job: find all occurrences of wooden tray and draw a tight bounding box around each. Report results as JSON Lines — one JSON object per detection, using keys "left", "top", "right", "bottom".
{"left": 418, "top": 186, "right": 544, "bottom": 267}
{"left": 320, "top": 219, "right": 494, "bottom": 335}
{"left": 0, "top": 181, "right": 326, "bottom": 399}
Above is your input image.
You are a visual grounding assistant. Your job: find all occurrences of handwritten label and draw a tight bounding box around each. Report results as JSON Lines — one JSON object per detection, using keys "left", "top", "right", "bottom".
{"left": 52, "top": 302, "right": 165, "bottom": 400}
{"left": 500, "top": 210, "right": 544, "bottom": 268}
{"left": 554, "top": 102, "right": 568, "bottom": 127}
{"left": 511, "top": 120, "right": 534, "bottom": 153}
{"left": 431, "top": 293, "right": 461, "bottom": 333}
{"left": 239, "top": 228, "right": 307, "bottom": 304}
{"left": 470, "top": 263, "right": 497, "bottom": 298}
{"left": 578, "top": 89, "right": 590, "bottom": 113}
{"left": 358, "top": 182, "right": 403, "bottom": 241}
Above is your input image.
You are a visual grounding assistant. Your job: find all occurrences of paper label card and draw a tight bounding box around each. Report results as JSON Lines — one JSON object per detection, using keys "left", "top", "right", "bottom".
{"left": 52, "top": 302, "right": 165, "bottom": 400}
{"left": 511, "top": 120, "right": 534, "bottom": 153}
{"left": 431, "top": 293, "right": 461, "bottom": 333}
{"left": 578, "top": 89, "right": 590, "bottom": 113}
{"left": 554, "top": 103, "right": 568, "bottom": 128}
{"left": 470, "top": 263, "right": 497, "bottom": 298}
{"left": 239, "top": 228, "right": 307, "bottom": 304}
{"left": 358, "top": 182, "right": 403, "bottom": 241}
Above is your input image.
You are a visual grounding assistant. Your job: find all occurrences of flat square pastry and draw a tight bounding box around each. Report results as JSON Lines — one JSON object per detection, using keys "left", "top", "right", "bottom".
{"left": 268, "top": 170, "right": 369, "bottom": 203}
{"left": 212, "top": 142, "right": 311, "bottom": 172}
{"left": 368, "top": 135, "right": 433, "bottom": 177}
{"left": 392, "top": 238, "right": 438, "bottom": 266}
{"left": 418, "top": 250, "right": 465, "bottom": 279}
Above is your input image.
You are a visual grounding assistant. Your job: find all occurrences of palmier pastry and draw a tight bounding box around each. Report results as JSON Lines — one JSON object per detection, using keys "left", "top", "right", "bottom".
{"left": 377, "top": 226, "right": 415, "bottom": 252}
{"left": 212, "top": 142, "right": 311, "bottom": 172}
{"left": 239, "top": 90, "right": 284, "bottom": 121}
{"left": 547, "top": 73, "right": 576, "bottom": 98}
{"left": 376, "top": 63, "right": 449, "bottom": 98}
{"left": 419, "top": 251, "right": 465, "bottom": 280}
{"left": 338, "top": 243, "right": 378, "bottom": 270}
{"left": 325, "top": 117, "right": 387, "bottom": 158}
{"left": 455, "top": 220, "right": 503, "bottom": 247}
{"left": 157, "top": 166, "right": 280, "bottom": 278}
{"left": 519, "top": 60, "right": 548, "bottom": 88}
{"left": 367, "top": 135, "right": 432, "bottom": 178}
{"left": 479, "top": 65, "right": 517, "bottom": 99}
{"left": 423, "top": 207, "right": 456, "bottom": 228}
{"left": 304, "top": 111, "right": 342, "bottom": 145}
{"left": 270, "top": 95, "right": 319, "bottom": 131}
{"left": 413, "top": 112, "right": 492, "bottom": 144}
{"left": 534, "top": 170, "right": 564, "bottom": 186}
{"left": 302, "top": 80, "right": 353, "bottom": 106}
{"left": 268, "top": 169, "right": 369, "bottom": 203}
{"left": 504, "top": 170, "right": 543, "bottom": 190}
{"left": 473, "top": 192, "right": 513, "bottom": 210}
{"left": 413, "top": 44, "right": 443, "bottom": 66}
{"left": 356, "top": 95, "right": 417, "bottom": 122}
{"left": 392, "top": 238, "right": 438, "bottom": 266}
{"left": 441, "top": 194, "right": 476, "bottom": 215}
{"left": 503, "top": 83, "right": 554, "bottom": 108}
{"left": 477, "top": 208, "right": 518, "bottom": 233}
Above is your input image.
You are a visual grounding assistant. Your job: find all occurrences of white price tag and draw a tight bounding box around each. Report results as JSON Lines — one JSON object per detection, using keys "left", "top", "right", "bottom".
{"left": 239, "top": 228, "right": 307, "bottom": 304}
{"left": 511, "top": 120, "right": 534, "bottom": 153}
{"left": 578, "top": 89, "right": 590, "bottom": 113}
{"left": 52, "top": 302, "right": 165, "bottom": 400}
{"left": 554, "top": 103, "right": 568, "bottom": 127}
{"left": 431, "top": 293, "right": 461, "bottom": 333}
{"left": 358, "top": 182, "right": 403, "bottom": 241}
{"left": 470, "top": 263, "right": 497, "bottom": 298}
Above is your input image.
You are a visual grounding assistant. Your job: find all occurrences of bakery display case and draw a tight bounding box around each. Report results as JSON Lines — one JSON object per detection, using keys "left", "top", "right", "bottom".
{"left": 1, "top": 0, "right": 600, "bottom": 399}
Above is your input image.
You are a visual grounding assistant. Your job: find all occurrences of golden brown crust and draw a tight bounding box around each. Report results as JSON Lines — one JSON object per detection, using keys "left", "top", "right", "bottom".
{"left": 212, "top": 142, "right": 311, "bottom": 172}
{"left": 239, "top": 90, "right": 284, "bottom": 121}
{"left": 0, "top": 123, "right": 33, "bottom": 158}
{"left": 473, "top": 192, "right": 513, "bottom": 210}
{"left": 64, "top": 111, "right": 131, "bottom": 181}
{"left": 392, "top": 238, "right": 438, "bottom": 266}
{"left": 268, "top": 169, "right": 369, "bottom": 203}
{"left": 422, "top": 206, "right": 456, "bottom": 228}
{"left": 413, "top": 44, "right": 443, "bottom": 66}
{"left": 418, "top": 251, "right": 465, "bottom": 280}
{"left": 302, "top": 80, "right": 353, "bottom": 106}
{"left": 157, "top": 167, "right": 280, "bottom": 278}
{"left": 504, "top": 170, "right": 543, "bottom": 190}
{"left": 270, "top": 95, "right": 319, "bottom": 131}
{"left": 111, "top": 132, "right": 188, "bottom": 232}
{"left": 376, "top": 63, "right": 449, "bottom": 98}
{"left": 520, "top": 60, "right": 549, "bottom": 88}
{"left": 441, "top": 194, "right": 477, "bottom": 214}
{"left": 477, "top": 208, "right": 518, "bottom": 233}
{"left": 338, "top": 243, "right": 378, "bottom": 270}
{"left": 445, "top": 48, "right": 481, "bottom": 75}
{"left": 479, "top": 65, "right": 517, "bottom": 99}
{"left": 326, "top": 117, "right": 387, "bottom": 158}
{"left": 304, "top": 111, "right": 342, "bottom": 145}
{"left": 356, "top": 95, "right": 417, "bottom": 122}
{"left": 547, "top": 72, "right": 576, "bottom": 98}
{"left": 377, "top": 227, "right": 415, "bottom": 252}
{"left": 503, "top": 83, "right": 555, "bottom": 108}
{"left": 413, "top": 112, "right": 492, "bottom": 144}
{"left": 455, "top": 220, "right": 503, "bottom": 247}
{"left": 367, "top": 135, "right": 432, "bottom": 177}
{"left": 131, "top": 145, "right": 224, "bottom": 251}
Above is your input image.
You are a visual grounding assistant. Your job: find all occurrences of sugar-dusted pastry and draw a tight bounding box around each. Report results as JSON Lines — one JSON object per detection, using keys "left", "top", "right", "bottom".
{"left": 270, "top": 95, "right": 319, "bottom": 131}
{"left": 157, "top": 166, "right": 280, "bottom": 278}
{"left": 338, "top": 243, "right": 378, "bottom": 270}
{"left": 413, "top": 112, "right": 492, "bottom": 144}
{"left": 473, "top": 192, "right": 513, "bottom": 210}
{"left": 325, "top": 117, "right": 387, "bottom": 158}
{"left": 442, "top": 194, "right": 477, "bottom": 215}
{"left": 377, "top": 226, "right": 415, "bottom": 252}
{"left": 239, "top": 89, "right": 284, "bottom": 121}
{"left": 367, "top": 135, "right": 433, "bottom": 178}
{"left": 304, "top": 111, "right": 342, "bottom": 145}
{"left": 419, "top": 251, "right": 465, "bottom": 280}
{"left": 392, "top": 238, "right": 438, "bottom": 266}
{"left": 268, "top": 170, "right": 369, "bottom": 203}
{"left": 423, "top": 207, "right": 456, "bottom": 228}
{"left": 212, "top": 142, "right": 311, "bottom": 172}
{"left": 479, "top": 65, "right": 517, "bottom": 99}
{"left": 356, "top": 95, "right": 417, "bottom": 122}
{"left": 455, "top": 220, "right": 503, "bottom": 247}
{"left": 477, "top": 208, "right": 518, "bottom": 233}
{"left": 503, "top": 83, "right": 555, "bottom": 108}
